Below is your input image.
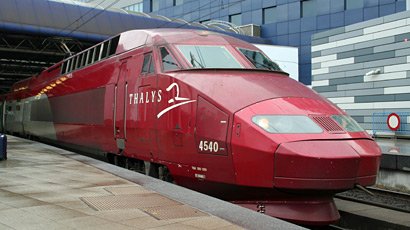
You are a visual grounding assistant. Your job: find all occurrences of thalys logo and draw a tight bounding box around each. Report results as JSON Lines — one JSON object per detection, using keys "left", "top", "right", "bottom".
{"left": 157, "top": 83, "right": 196, "bottom": 118}
{"left": 128, "top": 83, "right": 196, "bottom": 119}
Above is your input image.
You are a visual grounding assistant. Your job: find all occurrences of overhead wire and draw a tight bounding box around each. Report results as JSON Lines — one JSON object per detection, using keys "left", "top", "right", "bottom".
{"left": 56, "top": 0, "right": 108, "bottom": 36}
{"left": 34, "top": 0, "right": 111, "bottom": 63}
{"left": 174, "top": 0, "right": 245, "bottom": 30}
{"left": 153, "top": 0, "right": 220, "bottom": 29}
{"left": 153, "top": 0, "right": 244, "bottom": 30}
{"left": 61, "top": 0, "right": 244, "bottom": 42}
{"left": 46, "top": 0, "right": 121, "bottom": 61}
{"left": 61, "top": 0, "right": 121, "bottom": 38}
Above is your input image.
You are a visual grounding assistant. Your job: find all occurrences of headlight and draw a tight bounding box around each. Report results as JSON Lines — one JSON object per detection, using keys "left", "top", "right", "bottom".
{"left": 331, "top": 115, "right": 364, "bottom": 132}
{"left": 252, "top": 115, "right": 323, "bottom": 134}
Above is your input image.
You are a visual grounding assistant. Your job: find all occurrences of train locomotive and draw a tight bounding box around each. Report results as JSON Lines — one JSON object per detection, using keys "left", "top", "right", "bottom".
{"left": 0, "top": 29, "right": 381, "bottom": 225}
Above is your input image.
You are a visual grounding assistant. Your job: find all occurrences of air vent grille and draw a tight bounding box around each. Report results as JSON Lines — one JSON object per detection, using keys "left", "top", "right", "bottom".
{"left": 312, "top": 116, "right": 345, "bottom": 134}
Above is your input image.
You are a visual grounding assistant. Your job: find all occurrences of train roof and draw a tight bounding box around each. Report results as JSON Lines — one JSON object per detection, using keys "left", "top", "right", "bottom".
{"left": 58, "top": 28, "right": 258, "bottom": 76}
{"left": 116, "top": 29, "right": 254, "bottom": 53}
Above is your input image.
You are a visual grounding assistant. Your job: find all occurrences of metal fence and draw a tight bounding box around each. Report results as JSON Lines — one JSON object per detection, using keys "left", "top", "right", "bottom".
{"left": 372, "top": 112, "right": 410, "bottom": 136}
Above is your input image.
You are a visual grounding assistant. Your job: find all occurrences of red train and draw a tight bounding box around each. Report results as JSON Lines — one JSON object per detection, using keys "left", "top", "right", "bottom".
{"left": 0, "top": 29, "right": 381, "bottom": 225}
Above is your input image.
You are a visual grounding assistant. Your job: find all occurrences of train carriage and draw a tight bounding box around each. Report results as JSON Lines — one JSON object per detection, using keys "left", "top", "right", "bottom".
{"left": 1, "top": 29, "right": 381, "bottom": 225}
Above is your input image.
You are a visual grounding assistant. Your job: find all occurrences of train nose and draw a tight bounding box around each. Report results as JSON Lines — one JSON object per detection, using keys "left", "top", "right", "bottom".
{"left": 274, "top": 139, "right": 381, "bottom": 190}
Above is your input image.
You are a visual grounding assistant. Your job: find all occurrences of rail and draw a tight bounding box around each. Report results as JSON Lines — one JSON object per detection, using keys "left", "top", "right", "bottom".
{"left": 335, "top": 187, "right": 410, "bottom": 213}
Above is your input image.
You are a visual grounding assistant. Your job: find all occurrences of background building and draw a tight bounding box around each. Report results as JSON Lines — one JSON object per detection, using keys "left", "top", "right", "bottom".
{"left": 136, "top": 0, "right": 406, "bottom": 85}
{"left": 311, "top": 10, "right": 410, "bottom": 134}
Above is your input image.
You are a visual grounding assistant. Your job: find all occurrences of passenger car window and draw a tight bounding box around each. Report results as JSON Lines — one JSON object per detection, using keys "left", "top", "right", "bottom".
{"left": 238, "top": 48, "right": 282, "bottom": 71}
{"left": 142, "top": 53, "right": 155, "bottom": 74}
{"left": 160, "top": 47, "right": 179, "bottom": 71}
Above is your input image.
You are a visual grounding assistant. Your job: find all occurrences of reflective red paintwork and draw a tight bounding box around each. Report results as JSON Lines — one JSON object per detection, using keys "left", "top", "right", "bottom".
{"left": 0, "top": 29, "right": 381, "bottom": 225}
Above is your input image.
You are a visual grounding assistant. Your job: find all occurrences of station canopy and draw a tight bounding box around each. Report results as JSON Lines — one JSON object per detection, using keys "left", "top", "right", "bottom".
{"left": 0, "top": 0, "right": 268, "bottom": 94}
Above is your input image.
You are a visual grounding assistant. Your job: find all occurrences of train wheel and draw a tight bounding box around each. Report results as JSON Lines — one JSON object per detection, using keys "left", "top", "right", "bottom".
{"left": 159, "top": 166, "right": 174, "bottom": 183}
{"left": 144, "top": 161, "right": 159, "bottom": 178}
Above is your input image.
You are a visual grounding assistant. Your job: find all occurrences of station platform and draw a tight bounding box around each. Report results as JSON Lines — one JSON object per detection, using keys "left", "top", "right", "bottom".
{"left": 0, "top": 136, "right": 302, "bottom": 230}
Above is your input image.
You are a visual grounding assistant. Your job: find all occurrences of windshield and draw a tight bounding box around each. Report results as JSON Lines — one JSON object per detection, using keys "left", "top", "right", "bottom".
{"left": 177, "top": 45, "right": 243, "bottom": 69}
{"left": 239, "top": 48, "right": 282, "bottom": 71}
{"left": 160, "top": 47, "right": 179, "bottom": 72}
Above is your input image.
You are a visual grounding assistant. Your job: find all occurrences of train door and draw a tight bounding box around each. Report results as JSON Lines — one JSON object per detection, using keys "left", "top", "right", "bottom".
{"left": 121, "top": 49, "right": 159, "bottom": 161}
{"left": 135, "top": 50, "right": 159, "bottom": 160}
{"left": 114, "top": 60, "right": 129, "bottom": 150}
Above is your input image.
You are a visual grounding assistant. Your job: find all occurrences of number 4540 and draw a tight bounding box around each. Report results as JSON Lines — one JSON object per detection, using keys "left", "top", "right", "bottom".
{"left": 198, "top": 140, "right": 219, "bottom": 153}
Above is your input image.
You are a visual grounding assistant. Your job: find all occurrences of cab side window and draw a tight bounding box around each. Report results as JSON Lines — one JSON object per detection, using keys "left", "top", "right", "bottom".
{"left": 160, "top": 47, "right": 179, "bottom": 72}
{"left": 141, "top": 53, "right": 155, "bottom": 74}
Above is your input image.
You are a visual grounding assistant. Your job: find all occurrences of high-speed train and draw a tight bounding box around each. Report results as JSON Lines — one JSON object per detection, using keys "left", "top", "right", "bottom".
{"left": 0, "top": 29, "right": 381, "bottom": 225}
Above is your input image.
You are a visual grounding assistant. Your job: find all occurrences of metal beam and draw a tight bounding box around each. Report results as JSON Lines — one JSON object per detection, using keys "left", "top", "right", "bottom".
{"left": 0, "top": 31, "right": 97, "bottom": 93}
{"left": 0, "top": 34, "right": 90, "bottom": 55}
{"left": 0, "top": 59, "right": 51, "bottom": 66}
{"left": 0, "top": 47, "right": 66, "bottom": 56}
{"left": 0, "top": 72, "right": 33, "bottom": 77}
{"left": 0, "top": 63, "right": 44, "bottom": 71}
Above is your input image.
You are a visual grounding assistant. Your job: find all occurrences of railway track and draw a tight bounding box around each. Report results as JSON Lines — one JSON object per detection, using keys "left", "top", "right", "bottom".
{"left": 335, "top": 186, "right": 410, "bottom": 213}
{"left": 327, "top": 224, "right": 349, "bottom": 230}
{"left": 330, "top": 186, "right": 410, "bottom": 230}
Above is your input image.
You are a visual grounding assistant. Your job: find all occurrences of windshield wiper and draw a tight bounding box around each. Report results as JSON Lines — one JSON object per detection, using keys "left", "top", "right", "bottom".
{"left": 189, "top": 52, "right": 204, "bottom": 68}
{"left": 163, "top": 60, "right": 179, "bottom": 67}
{"left": 249, "top": 59, "right": 279, "bottom": 71}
